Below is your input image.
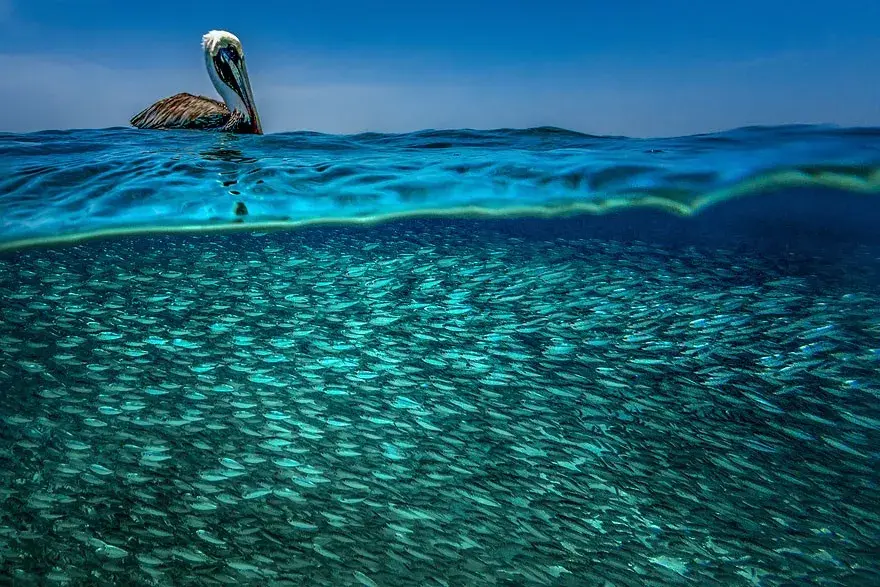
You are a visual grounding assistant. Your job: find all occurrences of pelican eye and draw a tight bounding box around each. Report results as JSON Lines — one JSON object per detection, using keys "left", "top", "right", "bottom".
{"left": 220, "top": 46, "right": 241, "bottom": 64}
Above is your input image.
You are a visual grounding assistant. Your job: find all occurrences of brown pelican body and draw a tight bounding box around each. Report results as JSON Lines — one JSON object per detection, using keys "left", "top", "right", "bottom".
{"left": 130, "top": 30, "right": 263, "bottom": 134}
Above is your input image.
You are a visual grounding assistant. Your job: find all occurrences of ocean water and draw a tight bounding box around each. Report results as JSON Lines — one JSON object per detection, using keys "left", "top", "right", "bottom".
{"left": 1, "top": 125, "right": 879, "bottom": 250}
{"left": 0, "top": 126, "right": 879, "bottom": 586}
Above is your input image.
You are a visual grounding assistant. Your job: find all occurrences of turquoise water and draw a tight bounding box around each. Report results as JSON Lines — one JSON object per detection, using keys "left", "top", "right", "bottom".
{"left": 0, "top": 125, "right": 878, "bottom": 250}
{"left": 0, "top": 126, "right": 879, "bottom": 586}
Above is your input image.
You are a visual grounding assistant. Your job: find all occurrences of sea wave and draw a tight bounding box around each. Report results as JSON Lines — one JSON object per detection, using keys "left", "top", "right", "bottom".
{"left": 1, "top": 125, "right": 878, "bottom": 250}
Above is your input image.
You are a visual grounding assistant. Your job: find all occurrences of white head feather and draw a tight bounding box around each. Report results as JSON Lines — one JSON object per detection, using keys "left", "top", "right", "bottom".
{"left": 202, "top": 30, "right": 242, "bottom": 56}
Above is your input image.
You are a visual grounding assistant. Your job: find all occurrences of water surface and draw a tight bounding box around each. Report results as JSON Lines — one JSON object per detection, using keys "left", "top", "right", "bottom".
{"left": 1, "top": 125, "right": 878, "bottom": 250}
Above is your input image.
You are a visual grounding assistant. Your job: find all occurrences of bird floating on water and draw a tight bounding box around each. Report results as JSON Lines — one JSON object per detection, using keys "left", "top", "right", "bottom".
{"left": 130, "top": 30, "right": 263, "bottom": 134}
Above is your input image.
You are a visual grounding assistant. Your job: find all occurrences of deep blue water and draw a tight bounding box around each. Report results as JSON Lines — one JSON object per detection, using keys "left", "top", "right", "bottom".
{"left": 0, "top": 124, "right": 878, "bottom": 251}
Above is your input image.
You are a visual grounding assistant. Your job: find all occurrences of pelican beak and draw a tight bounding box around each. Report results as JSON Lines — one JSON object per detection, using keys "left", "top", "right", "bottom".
{"left": 215, "top": 47, "right": 263, "bottom": 134}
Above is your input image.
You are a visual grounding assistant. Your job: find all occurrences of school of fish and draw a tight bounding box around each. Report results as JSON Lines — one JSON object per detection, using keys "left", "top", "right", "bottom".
{"left": 0, "top": 221, "right": 878, "bottom": 586}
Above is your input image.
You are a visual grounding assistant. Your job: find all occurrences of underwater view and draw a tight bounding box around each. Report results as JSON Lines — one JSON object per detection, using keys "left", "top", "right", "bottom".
{"left": 1, "top": 125, "right": 879, "bottom": 586}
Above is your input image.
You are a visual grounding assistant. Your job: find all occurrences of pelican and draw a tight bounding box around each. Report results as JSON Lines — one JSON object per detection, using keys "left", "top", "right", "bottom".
{"left": 130, "top": 30, "right": 263, "bottom": 134}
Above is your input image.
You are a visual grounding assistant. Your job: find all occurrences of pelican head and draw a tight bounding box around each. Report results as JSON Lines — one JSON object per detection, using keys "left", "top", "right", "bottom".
{"left": 202, "top": 30, "right": 263, "bottom": 134}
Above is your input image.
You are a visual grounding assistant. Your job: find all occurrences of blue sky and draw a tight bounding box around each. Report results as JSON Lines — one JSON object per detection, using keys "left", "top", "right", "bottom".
{"left": 1, "top": 0, "right": 879, "bottom": 135}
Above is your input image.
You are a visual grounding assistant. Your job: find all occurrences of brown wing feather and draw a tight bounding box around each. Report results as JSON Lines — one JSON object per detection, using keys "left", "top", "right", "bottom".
{"left": 130, "top": 93, "right": 231, "bottom": 131}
